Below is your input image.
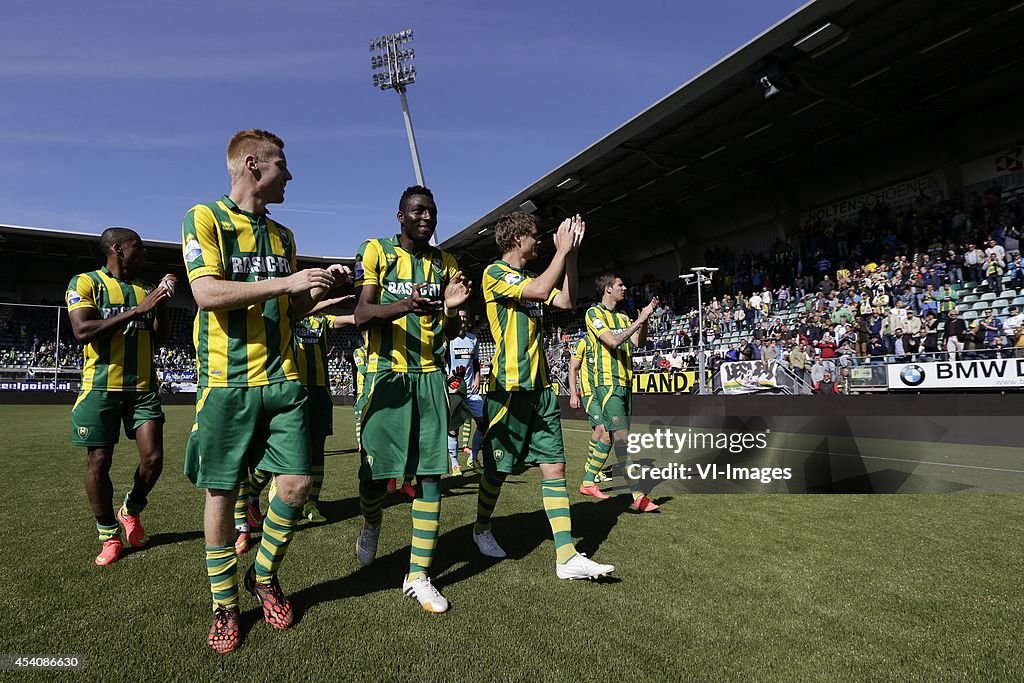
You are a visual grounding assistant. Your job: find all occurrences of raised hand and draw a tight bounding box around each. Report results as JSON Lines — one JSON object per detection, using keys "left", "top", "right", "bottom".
{"left": 327, "top": 263, "right": 353, "bottom": 286}
{"left": 444, "top": 271, "right": 472, "bottom": 309}
{"left": 283, "top": 268, "right": 335, "bottom": 296}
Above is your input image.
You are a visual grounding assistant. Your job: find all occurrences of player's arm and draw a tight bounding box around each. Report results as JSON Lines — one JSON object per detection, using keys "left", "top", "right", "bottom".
{"left": 522, "top": 216, "right": 583, "bottom": 304}
{"left": 631, "top": 297, "right": 658, "bottom": 348}
{"left": 68, "top": 278, "right": 172, "bottom": 345}
{"left": 291, "top": 264, "right": 352, "bottom": 318}
{"left": 331, "top": 315, "right": 356, "bottom": 328}
{"left": 568, "top": 356, "right": 582, "bottom": 409}
{"left": 191, "top": 270, "right": 335, "bottom": 313}
{"left": 469, "top": 343, "right": 481, "bottom": 393}
{"left": 309, "top": 294, "right": 356, "bottom": 316}
{"left": 150, "top": 274, "right": 178, "bottom": 343}
{"left": 443, "top": 257, "right": 471, "bottom": 338}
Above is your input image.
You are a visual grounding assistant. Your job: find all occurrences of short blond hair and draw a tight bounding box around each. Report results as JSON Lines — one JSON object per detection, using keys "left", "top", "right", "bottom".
{"left": 494, "top": 211, "right": 537, "bottom": 254}
{"left": 226, "top": 129, "right": 284, "bottom": 181}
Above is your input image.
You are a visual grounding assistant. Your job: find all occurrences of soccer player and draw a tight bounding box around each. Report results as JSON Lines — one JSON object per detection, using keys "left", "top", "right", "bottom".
{"left": 471, "top": 211, "right": 614, "bottom": 580}
{"left": 446, "top": 309, "right": 485, "bottom": 473}
{"left": 569, "top": 334, "right": 609, "bottom": 491}
{"left": 353, "top": 185, "right": 471, "bottom": 613}
{"left": 182, "top": 129, "right": 349, "bottom": 653}
{"left": 582, "top": 274, "right": 660, "bottom": 512}
{"left": 294, "top": 295, "right": 356, "bottom": 523}
{"left": 67, "top": 228, "right": 176, "bottom": 567}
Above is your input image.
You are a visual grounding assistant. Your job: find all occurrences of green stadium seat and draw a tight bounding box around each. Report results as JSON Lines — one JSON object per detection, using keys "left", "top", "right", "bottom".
{"left": 963, "top": 281, "right": 978, "bottom": 290}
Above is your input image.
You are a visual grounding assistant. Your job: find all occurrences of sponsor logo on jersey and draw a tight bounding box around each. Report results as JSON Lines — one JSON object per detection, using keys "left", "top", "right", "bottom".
{"left": 230, "top": 255, "right": 293, "bottom": 276}
{"left": 385, "top": 281, "right": 442, "bottom": 298}
{"left": 219, "top": 221, "right": 235, "bottom": 232}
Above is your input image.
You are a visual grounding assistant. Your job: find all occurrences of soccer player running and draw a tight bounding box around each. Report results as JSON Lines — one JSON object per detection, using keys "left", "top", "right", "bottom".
{"left": 182, "top": 129, "right": 349, "bottom": 653}
{"left": 446, "top": 309, "right": 485, "bottom": 473}
{"left": 569, "top": 334, "right": 610, "bottom": 492}
{"left": 67, "top": 228, "right": 176, "bottom": 567}
{"left": 353, "top": 185, "right": 471, "bottom": 613}
{"left": 471, "top": 211, "right": 614, "bottom": 580}
{"left": 582, "top": 275, "right": 660, "bottom": 512}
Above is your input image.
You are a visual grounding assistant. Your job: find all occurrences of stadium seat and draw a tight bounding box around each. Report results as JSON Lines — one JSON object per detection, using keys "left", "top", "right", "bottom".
{"left": 979, "top": 292, "right": 997, "bottom": 302}
{"left": 961, "top": 294, "right": 979, "bottom": 304}
{"left": 971, "top": 301, "right": 990, "bottom": 311}
{"left": 962, "top": 281, "right": 978, "bottom": 290}
{"left": 1013, "top": 296, "right": 1024, "bottom": 307}
{"left": 962, "top": 311, "right": 979, "bottom": 321}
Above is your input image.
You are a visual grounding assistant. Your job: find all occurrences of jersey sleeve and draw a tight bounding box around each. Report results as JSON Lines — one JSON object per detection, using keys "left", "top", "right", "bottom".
{"left": 545, "top": 288, "right": 560, "bottom": 306}
{"left": 182, "top": 204, "right": 224, "bottom": 281}
{"left": 65, "top": 274, "right": 97, "bottom": 313}
{"left": 355, "top": 240, "right": 383, "bottom": 288}
{"left": 324, "top": 314, "right": 337, "bottom": 329}
{"left": 484, "top": 263, "right": 531, "bottom": 302}
{"left": 585, "top": 307, "right": 606, "bottom": 340}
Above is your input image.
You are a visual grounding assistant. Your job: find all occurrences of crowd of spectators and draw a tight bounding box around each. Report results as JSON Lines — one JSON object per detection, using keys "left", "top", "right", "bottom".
{"left": 3, "top": 184, "right": 1022, "bottom": 397}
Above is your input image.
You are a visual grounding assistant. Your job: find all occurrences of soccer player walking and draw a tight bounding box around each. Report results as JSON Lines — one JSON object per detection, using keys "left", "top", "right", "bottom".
{"left": 67, "top": 228, "right": 176, "bottom": 567}
{"left": 471, "top": 211, "right": 614, "bottom": 580}
{"left": 182, "top": 129, "right": 349, "bottom": 653}
{"left": 352, "top": 185, "right": 471, "bottom": 613}
{"left": 581, "top": 274, "right": 660, "bottom": 512}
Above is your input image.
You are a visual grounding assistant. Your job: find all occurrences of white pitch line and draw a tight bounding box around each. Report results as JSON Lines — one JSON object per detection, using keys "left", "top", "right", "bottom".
{"left": 562, "top": 427, "right": 1024, "bottom": 475}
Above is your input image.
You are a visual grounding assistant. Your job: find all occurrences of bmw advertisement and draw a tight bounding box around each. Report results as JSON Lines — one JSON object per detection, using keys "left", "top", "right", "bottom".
{"left": 888, "top": 358, "right": 1024, "bottom": 390}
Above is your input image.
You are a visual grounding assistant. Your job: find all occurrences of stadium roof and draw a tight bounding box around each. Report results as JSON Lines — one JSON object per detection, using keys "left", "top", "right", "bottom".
{"left": 442, "top": 0, "right": 1024, "bottom": 275}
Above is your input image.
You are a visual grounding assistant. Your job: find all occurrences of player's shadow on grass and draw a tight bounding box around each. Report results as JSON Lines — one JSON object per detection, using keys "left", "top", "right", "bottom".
{"left": 310, "top": 476, "right": 489, "bottom": 527}
{"left": 289, "top": 496, "right": 632, "bottom": 618}
{"left": 145, "top": 529, "right": 205, "bottom": 549}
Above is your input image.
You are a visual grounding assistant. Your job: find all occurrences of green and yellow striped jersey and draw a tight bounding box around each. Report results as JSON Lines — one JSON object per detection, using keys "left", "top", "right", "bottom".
{"left": 482, "top": 260, "right": 558, "bottom": 392}
{"left": 182, "top": 195, "right": 299, "bottom": 388}
{"left": 66, "top": 267, "right": 158, "bottom": 392}
{"left": 353, "top": 345, "right": 367, "bottom": 396}
{"left": 585, "top": 303, "right": 633, "bottom": 387}
{"left": 354, "top": 236, "right": 458, "bottom": 373}
{"left": 294, "top": 314, "right": 335, "bottom": 387}
{"left": 570, "top": 336, "right": 594, "bottom": 397}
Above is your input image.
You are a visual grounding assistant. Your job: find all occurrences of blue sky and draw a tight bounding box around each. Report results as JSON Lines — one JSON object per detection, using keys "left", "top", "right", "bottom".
{"left": 0, "top": 0, "right": 807, "bottom": 258}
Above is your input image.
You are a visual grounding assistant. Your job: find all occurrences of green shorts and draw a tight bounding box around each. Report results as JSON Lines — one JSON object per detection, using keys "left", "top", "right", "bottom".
{"left": 70, "top": 390, "right": 164, "bottom": 447}
{"left": 359, "top": 370, "right": 449, "bottom": 481}
{"left": 306, "top": 386, "right": 334, "bottom": 442}
{"left": 483, "top": 386, "right": 565, "bottom": 474}
{"left": 593, "top": 385, "right": 631, "bottom": 433}
{"left": 184, "top": 381, "right": 311, "bottom": 491}
{"left": 583, "top": 393, "right": 600, "bottom": 430}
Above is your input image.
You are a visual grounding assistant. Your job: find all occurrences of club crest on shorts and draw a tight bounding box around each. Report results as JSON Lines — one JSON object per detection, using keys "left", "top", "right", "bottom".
{"left": 77, "top": 426, "right": 89, "bottom": 439}
{"left": 365, "top": 455, "right": 374, "bottom": 468}
{"left": 611, "top": 416, "right": 621, "bottom": 426}
{"left": 493, "top": 449, "right": 505, "bottom": 462}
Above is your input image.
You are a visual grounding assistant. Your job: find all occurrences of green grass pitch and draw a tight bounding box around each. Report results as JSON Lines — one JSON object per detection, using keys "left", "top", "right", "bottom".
{"left": 2, "top": 404, "right": 1022, "bottom": 681}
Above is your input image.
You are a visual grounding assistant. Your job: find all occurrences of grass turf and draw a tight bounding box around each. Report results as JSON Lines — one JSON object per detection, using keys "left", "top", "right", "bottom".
{"left": 2, "top": 404, "right": 1022, "bottom": 681}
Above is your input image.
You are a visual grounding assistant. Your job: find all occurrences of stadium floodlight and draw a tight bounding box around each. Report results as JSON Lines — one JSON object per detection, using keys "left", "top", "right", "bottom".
{"left": 679, "top": 267, "right": 718, "bottom": 395}
{"left": 369, "top": 31, "right": 427, "bottom": 192}
{"left": 760, "top": 76, "right": 781, "bottom": 99}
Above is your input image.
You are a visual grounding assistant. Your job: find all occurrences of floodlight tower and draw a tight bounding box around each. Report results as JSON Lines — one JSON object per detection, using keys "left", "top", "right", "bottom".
{"left": 369, "top": 29, "right": 425, "bottom": 188}
{"left": 679, "top": 266, "right": 719, "bottom": 395}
